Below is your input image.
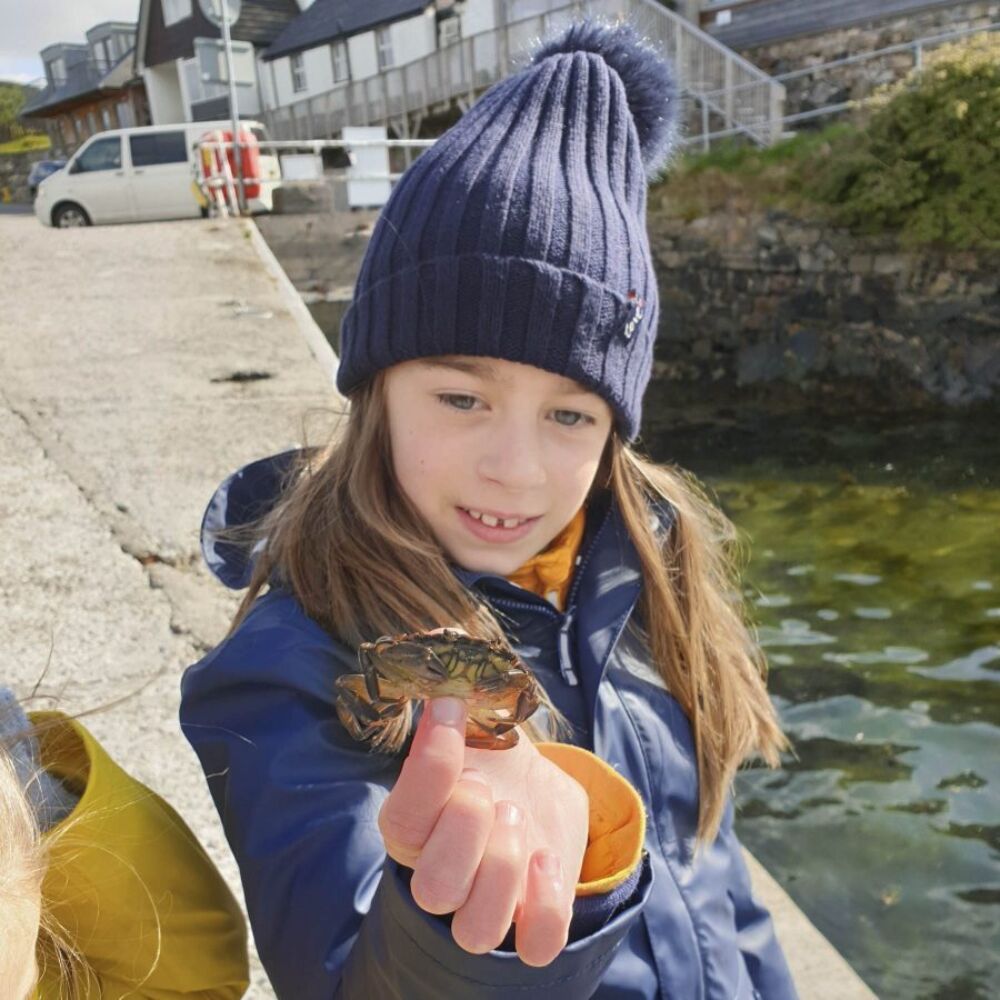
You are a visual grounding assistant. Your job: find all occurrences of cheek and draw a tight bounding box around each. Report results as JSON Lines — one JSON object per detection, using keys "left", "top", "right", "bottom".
{"left": 389, "top": 409, "right": 450, "bottom": 500}
{"left": 553, "top": 441, "right": 604, "bottom": 494}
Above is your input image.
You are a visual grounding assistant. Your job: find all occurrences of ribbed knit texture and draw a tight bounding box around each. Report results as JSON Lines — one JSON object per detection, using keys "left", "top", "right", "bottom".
{"left": 337, "top": 21, "right": 679, "bottom": 440}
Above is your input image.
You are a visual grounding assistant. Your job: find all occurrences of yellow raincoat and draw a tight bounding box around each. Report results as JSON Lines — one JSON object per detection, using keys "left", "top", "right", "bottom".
{"left": 29, "top": 712, "right": 249, "bottom": 999}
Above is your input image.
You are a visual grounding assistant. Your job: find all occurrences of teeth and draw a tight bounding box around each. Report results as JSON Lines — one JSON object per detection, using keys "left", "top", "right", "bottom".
{"left": 463, "top": 508, "right": 525, "bottom": 529}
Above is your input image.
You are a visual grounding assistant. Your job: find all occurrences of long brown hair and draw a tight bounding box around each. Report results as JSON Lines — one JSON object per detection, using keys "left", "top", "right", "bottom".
{"left": 233, "top": 372, "right": 787, "bottom": 841}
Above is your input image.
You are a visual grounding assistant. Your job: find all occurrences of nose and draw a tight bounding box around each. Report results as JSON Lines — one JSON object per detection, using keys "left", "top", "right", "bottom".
{"left": 476, "top": 415, "right": 547, "bottom": 492}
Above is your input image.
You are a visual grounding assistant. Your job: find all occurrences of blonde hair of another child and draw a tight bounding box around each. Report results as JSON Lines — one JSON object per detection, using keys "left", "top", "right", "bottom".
{"left": 0, "top": 739, "right": 83, "bottom": 999}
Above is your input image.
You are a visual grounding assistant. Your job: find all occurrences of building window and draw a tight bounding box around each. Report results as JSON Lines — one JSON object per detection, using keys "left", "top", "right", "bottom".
{"left": 162, "top": 0, "right": 193, "bottom": 27}
{"left": 291, "top": 52, "right": 307, "bottom": 93}
{"left": 101, "top": 106, "right": 112, "bottom": 130}
{"left": 95, "top": 37, "right": 113, "bottom": 71}
{"left": 331, "top": 40, "right": 349, "bottom": 83}
{"left": 438, "top": 14, "right": 461, "bottom": 49}
{"left": 48, "top": 57, "right": 66, "bottom": 85}
{"left": 376, "top": 26, "right": 394, "bottom": 71}
{"left": 118, "top": 99, "right": 134, "bottom": 127}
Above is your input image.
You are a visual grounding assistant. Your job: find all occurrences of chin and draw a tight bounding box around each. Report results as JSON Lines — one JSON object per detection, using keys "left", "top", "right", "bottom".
{"left": 452, "top": 547, "right": 526, "bottom": 577}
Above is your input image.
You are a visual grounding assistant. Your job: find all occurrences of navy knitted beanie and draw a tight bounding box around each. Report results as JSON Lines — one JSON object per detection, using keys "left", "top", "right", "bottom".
{"left": 337, "top": 20, "right": 680, "bottom": 440}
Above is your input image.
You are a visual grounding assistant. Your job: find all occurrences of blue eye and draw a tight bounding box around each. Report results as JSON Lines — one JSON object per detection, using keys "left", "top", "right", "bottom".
{"left": 438, "top": 393, "right": 479, "bottom": 411}
{"left": 552, "top": 410, "right": 593, "bottom": 427}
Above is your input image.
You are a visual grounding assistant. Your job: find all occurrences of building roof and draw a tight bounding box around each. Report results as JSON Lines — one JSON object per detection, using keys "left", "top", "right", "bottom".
{"left": 86, "top": 21, "right": 138, "bottom": 39}
{"left": 20, "top": 47, "right": 140, "bottom": 118}
{"left": 263, "top": 0, "right": 430, "bottom": 61}
{"left": 40, "top": 42, "right": 89, "bottom": 59}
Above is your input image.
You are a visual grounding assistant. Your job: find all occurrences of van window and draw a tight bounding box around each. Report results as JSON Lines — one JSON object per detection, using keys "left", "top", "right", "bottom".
{"left": 130, "top": 131, "right": 188, "bottom": 167}
{"left": 75, "top": 136, "right": 122, "bottom": 172}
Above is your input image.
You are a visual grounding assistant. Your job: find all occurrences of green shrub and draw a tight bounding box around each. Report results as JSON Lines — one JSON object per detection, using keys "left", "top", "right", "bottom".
{"left": 801, "top": 32, "right": 1000, "bottom": 249}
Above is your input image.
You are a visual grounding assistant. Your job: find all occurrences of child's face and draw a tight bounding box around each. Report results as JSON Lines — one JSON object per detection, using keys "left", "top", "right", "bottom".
{"left": 385, "top": 356, "right": 613, "bottom": 575}
{"left": 0, "top": 888, "right": 41, "bottom": 999}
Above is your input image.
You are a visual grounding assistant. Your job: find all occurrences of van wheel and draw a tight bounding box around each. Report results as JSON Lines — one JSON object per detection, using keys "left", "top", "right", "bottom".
{"left": 53, "top": 203, "right": 90, "bottom": 228}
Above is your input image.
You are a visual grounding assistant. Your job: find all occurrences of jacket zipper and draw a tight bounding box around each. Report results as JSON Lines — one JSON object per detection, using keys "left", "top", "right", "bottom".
{"left": 489, "top": 506, "right": 614, "bottom": 689}
{"left": 556, "top": 607, "right": 578, "bottom": 686}
{"left": 492, "top": 594, "right": 582, "bottom": 687}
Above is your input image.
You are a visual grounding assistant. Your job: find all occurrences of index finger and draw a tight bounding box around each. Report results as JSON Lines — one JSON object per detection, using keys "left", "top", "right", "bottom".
{"left": 378, "top": 697, "right": 468, "bottom": 864}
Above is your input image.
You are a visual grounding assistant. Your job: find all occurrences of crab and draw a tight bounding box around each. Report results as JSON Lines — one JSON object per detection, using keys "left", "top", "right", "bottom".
{"left": 334, "top": 629, "right": 541, "bottom": 752}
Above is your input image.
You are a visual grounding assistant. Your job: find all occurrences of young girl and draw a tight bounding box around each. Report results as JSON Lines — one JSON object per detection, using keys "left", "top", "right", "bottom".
{"left": 0, "top": 688, "right": 249, "bottom": 998}
{"left": 182, "top": 20, "right": 798, "bottom": 999}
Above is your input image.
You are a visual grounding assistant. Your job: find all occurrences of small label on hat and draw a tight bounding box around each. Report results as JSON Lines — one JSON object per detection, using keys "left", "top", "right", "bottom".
{"left": 623, "top": 289, "right": 645, "bottom": 340}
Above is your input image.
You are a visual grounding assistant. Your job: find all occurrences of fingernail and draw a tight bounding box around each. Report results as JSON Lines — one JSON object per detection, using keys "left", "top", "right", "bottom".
{"left": 430, "top": 697, "right": 465, "bottom": 727}
{"left": 461, "top": 768, "right": 490, "bottom": 787}
{"left": 535, "top": 852, "right": 563, "bottom": 884}
{"left": 496, "top": 801, "right": 523, "bottom": 825}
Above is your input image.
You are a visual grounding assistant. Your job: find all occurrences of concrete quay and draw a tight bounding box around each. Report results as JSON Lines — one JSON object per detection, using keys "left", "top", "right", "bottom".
{"left": 0, "top": 212, "right": 875, "bottom": 999}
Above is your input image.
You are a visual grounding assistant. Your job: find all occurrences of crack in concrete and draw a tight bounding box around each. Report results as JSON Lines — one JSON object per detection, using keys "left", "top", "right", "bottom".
{"left": 1, "top": 389, "right": 215, "bottom": 648}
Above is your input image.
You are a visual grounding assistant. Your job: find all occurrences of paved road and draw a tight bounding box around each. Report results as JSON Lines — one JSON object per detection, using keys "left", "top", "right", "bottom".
{"left": 0, "top": 212, "right": 338, "bottom": 997}
{"left": 0, "top": 212, "right": 875, "bottom": 999}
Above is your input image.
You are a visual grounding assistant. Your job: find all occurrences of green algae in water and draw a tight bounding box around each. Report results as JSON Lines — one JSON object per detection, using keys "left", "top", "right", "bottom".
{"left": 643, "top": 411, "right": 1000, "bottom": 999}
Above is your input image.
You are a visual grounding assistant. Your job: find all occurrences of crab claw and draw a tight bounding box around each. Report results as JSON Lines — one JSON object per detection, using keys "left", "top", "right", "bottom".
{"left": 334, "top": 673, "right": 412, "bottom": 752}
{"left": 465, "top": 715, "right": 519, "bottom": 751}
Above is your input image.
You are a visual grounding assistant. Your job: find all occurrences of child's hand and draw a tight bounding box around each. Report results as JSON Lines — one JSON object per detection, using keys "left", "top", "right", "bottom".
{"left": 378, "top": 696, "right": 589, "bottom": 966}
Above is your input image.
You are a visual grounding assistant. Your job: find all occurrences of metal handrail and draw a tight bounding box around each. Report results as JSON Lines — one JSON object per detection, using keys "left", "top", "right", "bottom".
{"left": 193, "top": 135, "right": 436, "bottom": 216}
{"left": 631, "top": 0, "right": 775, "bottom": 80}
{"left": 701, "top": 19, "right": 1000, "bottom": 98}
{"left": 263, "top": 0, "right": 785, "bottom": 149}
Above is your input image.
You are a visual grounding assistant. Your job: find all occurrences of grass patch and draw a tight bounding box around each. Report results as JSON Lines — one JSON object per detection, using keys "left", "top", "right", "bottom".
{"left": 679, "top": 123, "right": 855, "bottom": 178}
{"left": 652, "top": 126, "right": 853, "bottom": 223}
{"left": 0, "top": 133, "right": 51, "bottom": 155}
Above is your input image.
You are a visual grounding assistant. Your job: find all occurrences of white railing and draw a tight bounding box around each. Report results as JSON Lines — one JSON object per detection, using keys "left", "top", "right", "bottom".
{"left": 194, "top": 136, "right": 436, "bottom": 217}
{"left": 264, "top": 0, "right": 785, "bottom": 150}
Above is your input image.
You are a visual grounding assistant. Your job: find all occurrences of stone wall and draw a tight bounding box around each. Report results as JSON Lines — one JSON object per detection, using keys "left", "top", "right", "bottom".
{"left": 648, "top": 206, "right": 1000, "bottom": 409}
{"left": 0, "top": 149, "right": 51, "bottom": 204}
{"left": 742, "top": 1, "right": 1000, "bottom": 119}
{"left": 253, "top": 197, "right": 1000, "bottom": 413}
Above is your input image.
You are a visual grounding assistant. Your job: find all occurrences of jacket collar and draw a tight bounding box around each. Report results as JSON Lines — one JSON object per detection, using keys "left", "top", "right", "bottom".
{"left": 455, "top": 491, "right": 670, "bottom": 732}
{"left": 201, "top": 451, "right": 672, "bottom": 728}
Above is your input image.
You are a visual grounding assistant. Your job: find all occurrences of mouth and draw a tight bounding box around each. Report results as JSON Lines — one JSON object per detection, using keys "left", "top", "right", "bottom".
{"left": 456, "top": 506, "right": 541, "bottom": 543}
{"left": 459, "top": 507, "right": 538, "bottom": 529}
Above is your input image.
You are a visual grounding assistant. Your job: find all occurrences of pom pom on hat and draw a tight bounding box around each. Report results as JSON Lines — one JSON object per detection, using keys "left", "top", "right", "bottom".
{"left": 530, "top": 19, "right": 680, "bottom": 177}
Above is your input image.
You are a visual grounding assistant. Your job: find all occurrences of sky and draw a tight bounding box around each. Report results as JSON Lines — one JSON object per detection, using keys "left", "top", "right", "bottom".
{"left": 0, "top": 0, "right": 143, "bottom": 83}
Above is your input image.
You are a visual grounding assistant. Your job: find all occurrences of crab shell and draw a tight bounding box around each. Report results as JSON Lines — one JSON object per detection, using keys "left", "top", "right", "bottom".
{"left": 334, "top": 629, "right": 541, "bottom": 751}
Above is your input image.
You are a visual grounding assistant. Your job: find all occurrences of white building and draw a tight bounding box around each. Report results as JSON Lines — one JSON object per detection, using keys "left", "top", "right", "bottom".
{"left": 135, "top": 0, "right": 306, "bottom": 124}
{"left": 258, "top": 0, "right": 580, "bottom": 138}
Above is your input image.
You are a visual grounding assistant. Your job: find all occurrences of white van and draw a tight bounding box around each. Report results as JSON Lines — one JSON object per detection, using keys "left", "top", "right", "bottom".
{"left": 34, "top": 120, "right": 280, "bottom": 227}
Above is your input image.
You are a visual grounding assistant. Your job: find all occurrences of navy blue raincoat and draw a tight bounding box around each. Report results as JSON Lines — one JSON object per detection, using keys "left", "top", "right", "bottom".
{"left": 180, "top": 452, "right": 798, "bottom": 999}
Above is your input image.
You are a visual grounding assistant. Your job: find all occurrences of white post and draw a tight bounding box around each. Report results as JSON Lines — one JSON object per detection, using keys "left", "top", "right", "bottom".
{"left": 221, "top": 3, "right": 245, "bottom": 214}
